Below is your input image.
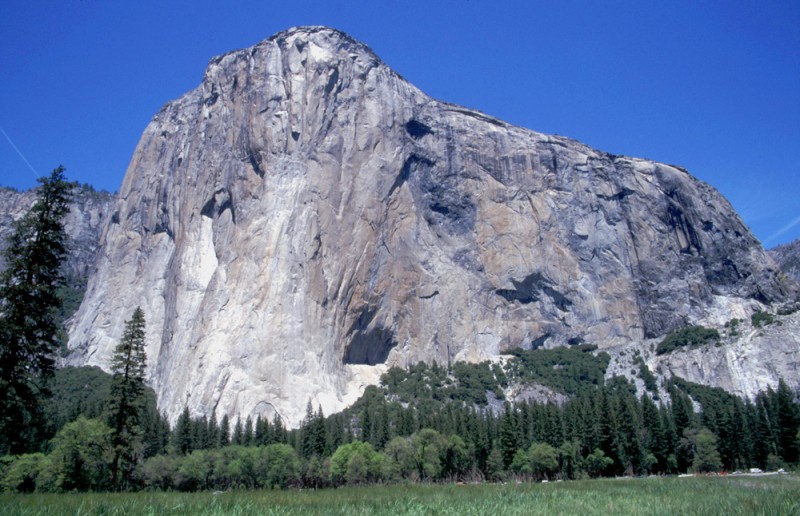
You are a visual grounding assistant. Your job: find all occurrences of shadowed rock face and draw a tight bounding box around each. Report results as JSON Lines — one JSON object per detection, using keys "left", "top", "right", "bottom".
{"left": 65, "top": 26, "right": 795, "bottom": 426}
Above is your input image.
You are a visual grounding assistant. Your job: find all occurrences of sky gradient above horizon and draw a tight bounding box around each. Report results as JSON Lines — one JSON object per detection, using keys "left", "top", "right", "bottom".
{"left": 1, "top": 1, "right": 798, "bottom": 246}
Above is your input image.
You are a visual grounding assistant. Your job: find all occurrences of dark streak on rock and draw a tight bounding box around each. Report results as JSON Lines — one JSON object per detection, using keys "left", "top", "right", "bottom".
{"left": 204, "top": 84, "right": 219, "bottom": 106}
{"left": 388, "top": 155, "right": 433, "bottom": 198}
{"left": 531, "top": 333, "right": 551, "bottom": 350}
{"left": 248, "top": 149, "right": 265, "bottom": 178}
{"left": 201, "top": 189, "right": 236, "bottom": 224}
{"left": 343, "top": 306, "right": 397, "bottom": 365}
{"left": 405, "top": 119, "right": 433, "bottom": 139}
{"left": 324, "top": 68, "right": 340, "bottom": 96}
{"left": 496, "top": 272, "right": 572, "bottom": 311}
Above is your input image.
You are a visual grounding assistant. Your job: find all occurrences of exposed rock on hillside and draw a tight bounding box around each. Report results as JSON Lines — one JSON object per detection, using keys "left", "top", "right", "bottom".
{"left": 65, "top": 27, "right": 796, "bottom": 426}
{"left": 605, "top": 311, "right": 800, "bottom": 402}
{"left": 0, "top": 186, "right": 116, "bottom": 283}
{"left": 769, "top": 239, "right": 800, "bottom": 283}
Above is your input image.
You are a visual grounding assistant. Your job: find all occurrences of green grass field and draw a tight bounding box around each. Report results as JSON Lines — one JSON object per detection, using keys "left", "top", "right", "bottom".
{"left": 2, "top": 475, "right": 798, "bottom": 515}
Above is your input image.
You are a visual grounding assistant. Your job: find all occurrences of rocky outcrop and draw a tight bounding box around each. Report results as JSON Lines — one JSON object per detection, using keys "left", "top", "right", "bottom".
{"left": 604, "top": 311, "right": 800, "bottom": 401}
{"left": 769, "top": 239, "right": 800, "bottom": 283}
{"left": 66, "top": 27, "right": 796, "bottom": 426}
{"left": 0, "top": 186, "right": 116, "bottom": 284}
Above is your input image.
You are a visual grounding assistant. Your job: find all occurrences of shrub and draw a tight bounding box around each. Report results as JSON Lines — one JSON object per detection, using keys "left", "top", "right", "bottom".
{"left": 751, "top": 311, "right": 775, "bottom": 328}
{"left": 656, "top": 326, "right": 720, "bottom": 355}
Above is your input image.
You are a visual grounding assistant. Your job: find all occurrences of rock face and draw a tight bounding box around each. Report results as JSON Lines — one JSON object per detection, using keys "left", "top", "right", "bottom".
{"left": 604, "top": 311, "right": 800, "bottom": 401}
{"left": 769, "top": 239, "right": 800, "bottom": 283}
{"left": 66, "top": 27, "right": 796, "bottom": 426}
{"left": 0, "top": 186, "right": 116, "bottom": 284}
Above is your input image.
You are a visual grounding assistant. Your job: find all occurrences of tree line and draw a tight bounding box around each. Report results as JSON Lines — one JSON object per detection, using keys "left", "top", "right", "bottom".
{"left": 2, "top": 360, "right": 798, "bottom": 492}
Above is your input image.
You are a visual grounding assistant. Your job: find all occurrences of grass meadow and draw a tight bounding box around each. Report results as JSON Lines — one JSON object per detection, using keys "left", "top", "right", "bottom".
{"left": 1, "top": 475, "right": 798, "bottom": 515}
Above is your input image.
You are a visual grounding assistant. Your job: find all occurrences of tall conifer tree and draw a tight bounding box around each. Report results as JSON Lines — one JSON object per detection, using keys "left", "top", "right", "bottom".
{"left": 108, "top": 306, "right": 147, "bottom": 490}
{"left": 0, "top": 166, "right": 71, "bottom": 454}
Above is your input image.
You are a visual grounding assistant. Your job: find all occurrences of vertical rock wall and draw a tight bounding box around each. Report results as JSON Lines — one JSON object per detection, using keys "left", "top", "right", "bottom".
{"left": 66, "top": 27, "right": 794, "bottom": 426}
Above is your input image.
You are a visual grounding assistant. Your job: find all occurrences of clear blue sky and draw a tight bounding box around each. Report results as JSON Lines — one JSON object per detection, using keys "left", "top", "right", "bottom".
{"left": 1, "top": 1, "right": 798, "bottom": 246}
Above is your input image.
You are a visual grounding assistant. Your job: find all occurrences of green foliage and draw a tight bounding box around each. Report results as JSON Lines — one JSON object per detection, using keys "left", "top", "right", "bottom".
{"left": 528, "top": 442, "right": 559, "bottom": 479}
{"left": 44, "top": 366, "right": 113, "bottom": 433}
{"left": 691, "top": 428, "right": 722, "bottom": 473}
{"left": 381, "top": 362, "right": 451, "bottom": 404}
{"left": 485, "top": 447, "right": 506, "bottom": 481}
{"left": 724, "top": 318, "right": 740, "bottom": 337}
{"left": 38, "top": 365, "right": 163, "bottom": 457}
{"left": 751, "top": 311, "right": 775, "bottom": 328}
{"left": 384, "top": 436, "right": 417, "bottom": 480}
{"left": 0, "top": 453, "right": 48, "bottom": 493}
{"left": 412, "top": 428, "right": 448, "bottom": 481}
{"left": 175, "top": 449, "right": 211, "bottom": 491}
{"left": 450, "top": 361, "right": 508, "bottom": 404}
{"left": 54, "top": 281, "right": 87, "bottom": 354}
{"left": 259, "top": 443, "right": 300, "bottom": 489}
{"left": 329, "top": 441, "right": 385, "bottom": 485}
{"left": 0, "top": 167, "right": 72, "bottom": 454}
{"left": 656, "top": 326, "right": 720, "bottom": 355}
{"left": 300, "top": 402, "right": 326, "bottom": 458}
{"left": 48, "top": 416, "right": 113, "bottom": 491}
{"left": 505, "top": 345, "right": 610, "bottom": 395}
{"left": 138, "top": 454, "right": 176, "bottom": 491}
{"left": 584, "top": 448, "right": 614, "bottom": 478}
{"left": 441, "top": 434, "right": 470, "bottom": 480}
{"left": 380, "top": 360, "right": 508, "bottom": 407}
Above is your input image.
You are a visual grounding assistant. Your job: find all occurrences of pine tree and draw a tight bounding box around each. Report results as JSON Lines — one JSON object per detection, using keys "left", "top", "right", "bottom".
{"left": 775, "top": 379, "right": 800, "bottom": 464}
{"left": 219, "top": 414, "right": 231, "bottom": 447}
{"left": 107, "top": 307, "right": 148, "bottom": 490}
{"left": 243, "top": 416, "right": 254, "bottom": 446}
{"left": 0, "top": 167, "right": 71, "bottom": 454}
{"left": 207, "top": 412, "right": 220, "bottom": 448}
{"left": 232, "top": 417, "right": 244, "bottom": 445}
{"left": 499, "top": 401, "right": 519, "bottom": 468}
{"left": 172, "top": 406, "right": 193, "bottom": 454}
{"left": 640, "top": 395, "right": 668, "bottom": 473}
{"left": 271, "top": 413, "right": 286, "bottom": 444}
{"left": 193, "top": 415, "right": 209, "bottom": 450}
{"left": 300, "top": 402, "right": 326, "bottom": 458}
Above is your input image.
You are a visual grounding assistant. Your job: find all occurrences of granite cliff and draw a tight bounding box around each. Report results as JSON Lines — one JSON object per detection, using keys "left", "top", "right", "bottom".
{"left": 64, "top": 27, "right": 797, "bottom": 426}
